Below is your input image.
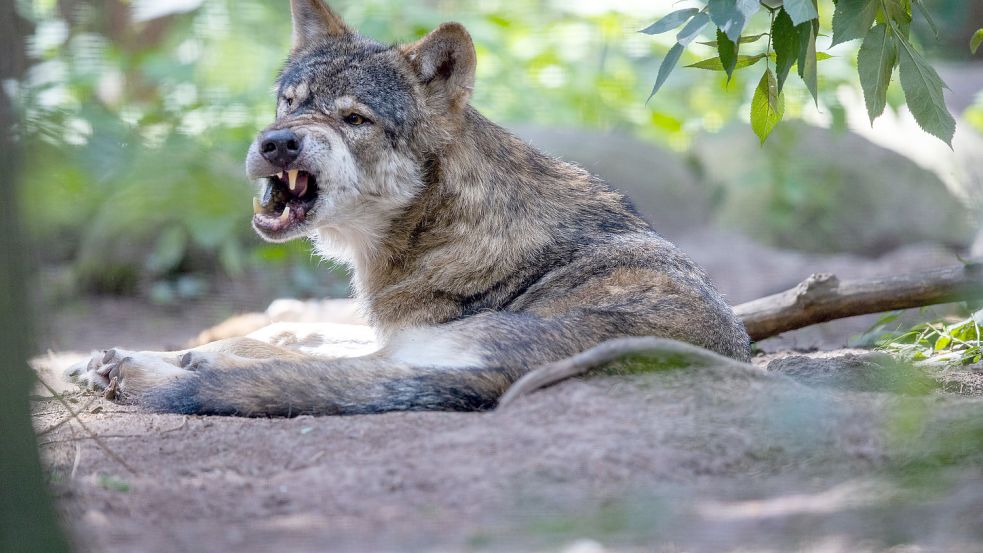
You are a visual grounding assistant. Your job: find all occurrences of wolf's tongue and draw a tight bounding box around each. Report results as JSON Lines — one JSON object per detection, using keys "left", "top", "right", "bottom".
{"left": 287, "top": 170, "right": 309, "bottom": 198}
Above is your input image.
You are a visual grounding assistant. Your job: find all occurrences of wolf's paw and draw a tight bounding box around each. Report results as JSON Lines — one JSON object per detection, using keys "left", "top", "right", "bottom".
{"left": 65, "top": 349, "right": 118, "bottom": 391}
{"left": 65, "top": 348, "right": 189, "bottom": 400}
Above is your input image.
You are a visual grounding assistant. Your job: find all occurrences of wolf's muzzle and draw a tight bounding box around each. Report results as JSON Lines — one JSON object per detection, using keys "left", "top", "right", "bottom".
{"left": 260, "top": 128, "right": 302, "bottom": 167}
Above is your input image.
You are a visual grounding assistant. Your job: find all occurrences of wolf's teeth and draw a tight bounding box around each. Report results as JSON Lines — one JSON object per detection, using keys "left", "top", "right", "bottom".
{"left": 253, "top": 197, "right": 262, "bottom": 214}
{"left": 277, "top": 171, "right": 284, "bottom": 180}
{"left": 287, "top": 169, "right": 299, "bottom": 191}
{"left": 279, "top": 206, "right": 290, "bottom": 223}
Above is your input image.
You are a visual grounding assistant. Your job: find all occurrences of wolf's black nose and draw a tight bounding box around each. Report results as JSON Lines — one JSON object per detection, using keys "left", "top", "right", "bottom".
{"left": 259, "top": 129, "right": 302, "bottom": 167}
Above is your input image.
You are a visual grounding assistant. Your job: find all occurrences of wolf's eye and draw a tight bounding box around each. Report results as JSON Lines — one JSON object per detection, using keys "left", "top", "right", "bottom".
{"left": 344, "top": 113, "right": 368, "bottom": 126}
{"left": 284, "top": 97, "right": 294, "bottom": 107}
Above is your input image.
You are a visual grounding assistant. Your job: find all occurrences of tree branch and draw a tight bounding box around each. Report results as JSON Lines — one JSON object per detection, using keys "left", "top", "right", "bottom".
{"left": 734, "top": 262, "right": 983, "bottom": 341}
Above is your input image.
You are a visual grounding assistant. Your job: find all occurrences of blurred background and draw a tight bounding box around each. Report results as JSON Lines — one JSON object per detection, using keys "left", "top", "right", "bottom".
{"left": 9, "top": 0, "right": 983, "bottom": 353}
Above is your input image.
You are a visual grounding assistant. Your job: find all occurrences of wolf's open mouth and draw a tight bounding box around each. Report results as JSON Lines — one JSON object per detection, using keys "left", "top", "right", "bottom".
{"left": 252, "top": 169, "right": 319, "bottom": 233}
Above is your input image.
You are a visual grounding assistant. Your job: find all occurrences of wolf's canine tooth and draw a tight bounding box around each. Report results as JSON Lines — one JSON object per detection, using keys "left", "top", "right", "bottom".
{"left": 253, "top": 197, "right": 262, "bottom": 214}
{"left": 279, "top": 205, "right": 290, "bottom": 223}
{"left": 287, "top": 169, "right": 299, "bottom": 191}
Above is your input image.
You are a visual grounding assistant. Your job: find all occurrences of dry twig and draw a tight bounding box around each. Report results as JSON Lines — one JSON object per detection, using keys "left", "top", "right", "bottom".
{"left": 33, "top": 376, "right": 137, "bottom": 475}
{"left": 38, "top": 416, "right": 188, "bottom": 446}
{"left": 36, "top": 395, "right": 97, "bottom": 436}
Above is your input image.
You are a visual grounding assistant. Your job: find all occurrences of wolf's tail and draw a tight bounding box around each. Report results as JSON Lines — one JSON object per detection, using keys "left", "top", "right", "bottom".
{"left": 140, "top": 359, "right": 519, "bottom": 416}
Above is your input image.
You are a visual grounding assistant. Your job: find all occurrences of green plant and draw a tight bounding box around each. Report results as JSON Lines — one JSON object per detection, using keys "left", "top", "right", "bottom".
{"left": 871, "top": 309, "right": 983, "bottom": 365}
{"left": 644, "top": 0, "right": 960, "bottom": 145}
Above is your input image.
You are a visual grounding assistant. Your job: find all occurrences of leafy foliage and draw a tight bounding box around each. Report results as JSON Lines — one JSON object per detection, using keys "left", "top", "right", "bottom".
{"left": 895, "top": 25, "right": 956, "bottom": 145}
{"left": 687, "top": 52, "right": 764, "bottom": 71}
{"left": 707, "top": 0, "right": 760, "bottom": 42}
{"left": 643, "top": 0, "right": 958, "bottom": 144}
{"left": 858, "top": 23, "right": 898, "bottom": 123}
{"left": 641, "top": 9, "right": 700, "bottom": 35}
{"left": 831, "top": 0, "right": 879, "bottom": 46}
{"left": 873, "top": 310, "right": 983, "bottom": 366}
{"left": 714, "top": 29, "right": 739, "bottom": 80}
{"left": 751, "top": 68, "right": 784, "bottom": 143}
{"left": 771, "top": 9, "right": 798, "bottom": 93}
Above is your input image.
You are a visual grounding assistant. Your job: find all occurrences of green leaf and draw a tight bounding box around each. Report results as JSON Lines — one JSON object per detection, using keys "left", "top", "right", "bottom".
{"left": 772, "top": 9, "right": 799, "bottom": 94}
{"left": 716, "top": 29, "right": 738, "bottom": 81}
{"left": 882, "top": 0, "right": 913, "bottom": 23}
{"left": 676, "top": 12, "right": 711, "bottom": 46}
{"left": 895, "top": 32, "right": 956, "bottom": 146}
{"left": 708, "top": 0, "right": 761, "bottom": 42}
{"left": 640, "top": 8, "right": 699, "bottom": 35}
{"left": 783, "top": 0, "right": 819, "bottom": 26}
{"left": 857, "top": 23, "right": 898, "bottom": 124}
{"left": 699, "top": 33, "right": 767, "bottom": 47}
{"left": 797, "top": 19, "right": 819, "bottom": 104}
{"left": 751, "top": 68, "right": 784, "bottom": 144}
{"left": 934, "top": 335, "right": 951, "bottom": 351}
{"left": 912, "top": 1, "right": 939, "bottom": 40}
{"left": 831, "top": 0, "right": 879, "bottom": 46}
{"left": 648, "top": 42, "right": 685, "bottom": 100}
{"left": 686, "top": 53, "right": 766, "bottom": 71}
{"left": 972, "top": 29, "right": 983, "bottom": 54}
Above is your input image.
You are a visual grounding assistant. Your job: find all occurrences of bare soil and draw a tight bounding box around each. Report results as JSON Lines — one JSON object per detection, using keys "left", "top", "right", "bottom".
{"left": 32, "top": 233, "right": 983, "bottom": 553}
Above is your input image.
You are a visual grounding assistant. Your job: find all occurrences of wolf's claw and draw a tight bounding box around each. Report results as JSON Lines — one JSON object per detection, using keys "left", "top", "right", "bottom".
{"left": 64, "top": 348, "right": 189, "bottom": 400}
{"left": 64, "top": 350, "right": 112, "bottom": 391}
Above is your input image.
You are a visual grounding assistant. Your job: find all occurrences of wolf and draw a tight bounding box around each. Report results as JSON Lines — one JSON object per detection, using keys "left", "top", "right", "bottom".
{"left": 66, "top": 0, "right": 750, "bottom": 416}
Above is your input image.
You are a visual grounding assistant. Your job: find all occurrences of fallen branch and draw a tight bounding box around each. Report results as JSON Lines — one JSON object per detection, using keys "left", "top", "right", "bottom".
{"left": 734, "top": 262, "right": 983, "bottom": 342}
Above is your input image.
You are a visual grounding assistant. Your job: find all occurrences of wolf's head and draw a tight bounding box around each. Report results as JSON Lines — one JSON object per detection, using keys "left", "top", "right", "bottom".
{"left": 245, "top": 0, "right": 475, "bottom": 253}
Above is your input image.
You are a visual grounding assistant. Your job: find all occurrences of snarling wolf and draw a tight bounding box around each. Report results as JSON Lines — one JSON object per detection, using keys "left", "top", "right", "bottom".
{"left": 66, "top": 0, "right": 750, "bottom": 416}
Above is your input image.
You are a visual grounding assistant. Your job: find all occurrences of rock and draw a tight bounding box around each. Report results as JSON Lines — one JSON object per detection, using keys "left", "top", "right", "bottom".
{"left": 691, "top": 122, "right": 974, "bottom": 254}
{"left": 508, "top": 125, "right": 712, "bottom": 237}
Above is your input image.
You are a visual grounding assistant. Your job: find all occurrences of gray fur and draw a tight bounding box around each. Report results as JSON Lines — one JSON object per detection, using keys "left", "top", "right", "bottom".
{"left": 71, "top": 0, "right": 750, "bottom": 416}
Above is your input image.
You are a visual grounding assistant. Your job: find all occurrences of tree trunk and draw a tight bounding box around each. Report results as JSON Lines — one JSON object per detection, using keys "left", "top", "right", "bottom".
{"left": 0, "top": 0, "right": 72, "bottom": 550}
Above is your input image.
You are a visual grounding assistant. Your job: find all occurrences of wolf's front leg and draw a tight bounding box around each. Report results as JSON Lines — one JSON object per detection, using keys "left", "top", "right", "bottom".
{"left": 65, "top": 337, "right": 302, "bottom": 400}
{"left": 66, "top": 348, "right": 191, "bottom": 399}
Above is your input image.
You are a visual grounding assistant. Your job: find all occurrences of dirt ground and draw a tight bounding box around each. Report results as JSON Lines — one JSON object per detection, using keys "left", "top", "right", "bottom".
{"left": 31, "top": 231, "right": 983, "bottom": 553}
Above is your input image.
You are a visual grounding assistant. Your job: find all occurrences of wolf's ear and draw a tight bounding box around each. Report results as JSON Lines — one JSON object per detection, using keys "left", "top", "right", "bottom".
{"left": 290, "top": 0, "right": 351, "bottom": 50}
{"left": 401, "top": 23, "right": 476, "bottom": 111}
